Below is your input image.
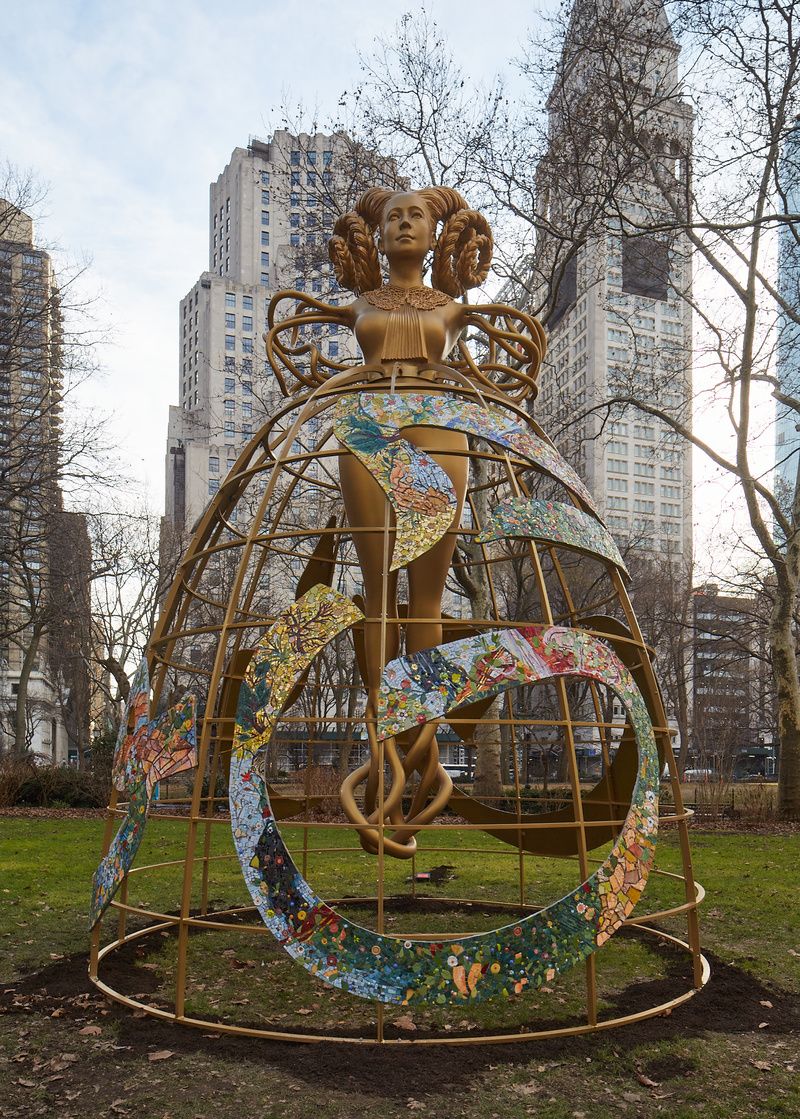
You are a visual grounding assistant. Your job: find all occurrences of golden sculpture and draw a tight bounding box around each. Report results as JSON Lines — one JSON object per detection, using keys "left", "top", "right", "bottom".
{"left": 89, "top": 182, "right": 706, "bottom": 1045}
{"left": 266, "top": 187, "right": 546, "bottom": 858}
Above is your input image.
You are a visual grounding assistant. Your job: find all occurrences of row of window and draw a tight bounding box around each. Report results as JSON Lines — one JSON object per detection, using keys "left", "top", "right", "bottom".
{"left": 225, "top": 334, "right": 254, "bottom": 352}
{"left": 224, "top": 375, "right": 253, "bottom": 394}
{"left": 224, "top": 313, "right": 254, "bottom": 331}
{"left": 606, "top": 497, "right": 682, "bottom": 515}
{"left": 225, "top": 293, "right": 254, "bottom": 309}
{"left": 290, "top": 150, "right": 334, "bottom": 165}
{"left": 290, "top": 170, "right": 332, "bottom": 187}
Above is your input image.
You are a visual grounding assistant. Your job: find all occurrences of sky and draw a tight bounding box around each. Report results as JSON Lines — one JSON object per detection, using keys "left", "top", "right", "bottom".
{"left": 1, "top": 0, "right": 551, "bottom": 512}
{"left": 0, "top": 0, "right": 774, "bottom": 575}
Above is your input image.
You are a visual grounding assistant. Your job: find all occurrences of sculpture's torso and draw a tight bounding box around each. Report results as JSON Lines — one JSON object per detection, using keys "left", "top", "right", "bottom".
{"left": 349, "top": 285, "right": 464, "bottom": 368}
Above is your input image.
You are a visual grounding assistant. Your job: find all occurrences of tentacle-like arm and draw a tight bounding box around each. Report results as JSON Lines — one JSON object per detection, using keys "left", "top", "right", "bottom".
{"left": 264, "top": 291, "right": 353, "bottom": 394}
{"left": 455, "top": 302, "right": 548, "bottom": 402}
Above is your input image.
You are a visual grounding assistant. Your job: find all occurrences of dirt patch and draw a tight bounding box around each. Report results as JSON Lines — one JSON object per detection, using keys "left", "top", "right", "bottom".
{"left": 2, "top": 932, "right": 797, "bottom": 1103}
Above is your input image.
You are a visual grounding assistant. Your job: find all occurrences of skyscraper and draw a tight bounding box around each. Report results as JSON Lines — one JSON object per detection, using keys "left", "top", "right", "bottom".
{"left": 534, "top": 0, "right": 694, "bottom": 563}
{"left": 0, "top": 201, "right": 75, "bottom": 760}
{"left": 164, "top": 132, "right": 359, "bottom": 535}
{"left": 775, "top": 120, "right": 800, "bottom": 507}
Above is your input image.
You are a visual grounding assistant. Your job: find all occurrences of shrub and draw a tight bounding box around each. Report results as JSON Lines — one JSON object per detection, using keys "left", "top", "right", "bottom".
{"left": 14, "top": 765, "right": 107, "bottom": 808}
{"left": 0, "top": 756, "right": 37, "bottom": 808}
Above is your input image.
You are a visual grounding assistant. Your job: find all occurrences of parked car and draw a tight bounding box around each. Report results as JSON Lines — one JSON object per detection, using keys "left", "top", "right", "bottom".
{"left": 442, "top": 764, "right": 471, "bottom": 782}
{"left": 681, "top": 768, "right": 716, "bottom": 782}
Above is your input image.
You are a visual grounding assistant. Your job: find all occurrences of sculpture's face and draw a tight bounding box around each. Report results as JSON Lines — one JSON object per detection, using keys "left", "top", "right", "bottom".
{"left": 379, "top": 192, "right": 435, "bottom": 262}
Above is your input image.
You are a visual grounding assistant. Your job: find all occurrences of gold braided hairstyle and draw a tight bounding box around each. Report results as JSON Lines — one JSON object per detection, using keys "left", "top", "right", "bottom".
{"left": 328, "top": 186, "right": 493, "bottom": 297}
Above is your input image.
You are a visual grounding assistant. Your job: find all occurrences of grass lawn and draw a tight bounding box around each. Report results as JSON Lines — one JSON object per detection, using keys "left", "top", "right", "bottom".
{"left": 1, "top": 814, "right": 798, "bottom": 1119}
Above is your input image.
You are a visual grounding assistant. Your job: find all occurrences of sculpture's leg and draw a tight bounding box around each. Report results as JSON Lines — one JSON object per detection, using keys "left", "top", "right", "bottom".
{"left": 337, "top": 426, "right": 468, "bottom": 856}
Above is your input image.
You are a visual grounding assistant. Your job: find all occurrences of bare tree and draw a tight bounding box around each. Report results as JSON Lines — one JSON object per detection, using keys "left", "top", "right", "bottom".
{"left": 0, "top": 169, "right": 110, "bottom": 757}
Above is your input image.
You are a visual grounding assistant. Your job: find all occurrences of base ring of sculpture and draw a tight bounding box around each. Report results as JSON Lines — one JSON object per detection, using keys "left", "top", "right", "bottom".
{"left": 89, "top": 884, "right": 709, "bottom": 1046}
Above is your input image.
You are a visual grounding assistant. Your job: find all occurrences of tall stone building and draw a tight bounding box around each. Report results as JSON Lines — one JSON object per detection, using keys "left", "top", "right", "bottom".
{"left": 163, "top": 131, "right": 363, "bottom": 535}
{"left": 0, "top": 201, "right": 77, "bottom": 761}
{"left": 534, "top": 0, "right": 694, "bottom": 562}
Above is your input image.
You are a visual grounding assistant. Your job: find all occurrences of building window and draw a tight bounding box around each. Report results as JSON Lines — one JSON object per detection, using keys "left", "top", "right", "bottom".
{"left": 227, "top": 457, "right": 236, "bottom": 471}
{"left": 242, "top": 337, "right": 253, "bottom": 353}
{"left": 322, "top": 171, "right": 332, "bottom": 187}
{"left": 290, "top": 192, "right": 300, "bottom": 206}
{"left": 261, "top": 272, "right": 270, "bottom": 285}
{"left": 290, "top": 170, "right": 300, "bottom": 186}
{"left": 242, "top": 380, "right": 252, "bottom": 395}
{"left": 261, "top": 252, "right": 269, "bottom": 267}
{"left": 242, "top": 402, "right": 252, "bottom": 419}
{"left": 290, "top": 233, "right": 300, "bottom": 247}
{"left": 261, "top": 170, "right": 270, "bottom": 185}
{"left": 242, "top": 422, "right": 252, "bottom": 437}
{"left": 622, "top": 235, "right": 670, "bottom": 301}
{"left": 224, "top": 355, "right": 235, "bottom": 370}
{"left": 225, "top": 334, "right": 235, "bottom": 351}
{"left": 208, "top": 479, "right": 220, "bottom": 495}
{"left": 290, "top": 213, "right": 300, "bottom": 228}
{"left": 291, "top": 150, "right": 301, "bottom": 165}
{"left": 224, "top": 399, "right": 235, "bottom": 417}
{"left": 307, "top": 150, "right": 317, "bottom": 165}
{"left": 225, "top": 312, "right": 235, "bottom": 328}
{"left": 323, "top": 150, "right": 333, "bottom": 165}
{"left": 242, "top": 315, "right": 253, "bottom": 332}
{"left": 241, "top": 358, "right": 253, "bottom": 374}
{"left": 307, "top": 171, "right": 316, "bottom": 186}
{"left": 546, "top": 252, "right": 578, "bottom": 330}
{"left": 312, "top": 277, "right": 322, "bottom": 292}
{"left": 224, "top": 420, "right": 235, "bottom": 437}
{"left": 261, "top": 230, "right": 270, "bottom": 246}
{"left": 261, "top": 210, "right": 269, "bottom": 226}
{"left": 306, "top": 234, "right": 317, "bottom": 246}
{"left": 224, "top": 376, "right": 235, "bottom": 392}
{"left": 306, "top": 212, "right": 317, "bottom": 228}
{"left": 225, "top": 292, "right": 236, "bottom": 307}
{"left": 209, "top": 455, "right": 219, "bottom": 473}
{"left": 261, "top": 189, "right": 270, "bottom": 205}
{"left": 242, "top": 295, "right": 253, "bottom": 310}
{"left": 329, "top": 341, "right": 339, "bottom": 357}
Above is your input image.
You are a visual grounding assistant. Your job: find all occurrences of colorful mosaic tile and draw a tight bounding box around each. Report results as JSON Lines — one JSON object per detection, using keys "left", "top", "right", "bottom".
{"left": 231, "top": 593, "right": 659, "bottom": 1005}
{"left": 90, "top": 660, "right": 197, "bottom": 928}
{"left": 334, "top": 391, "right": 598, "bottom": 569}
{"left": 475, "top": 496, "right": 627, "bottom": 573}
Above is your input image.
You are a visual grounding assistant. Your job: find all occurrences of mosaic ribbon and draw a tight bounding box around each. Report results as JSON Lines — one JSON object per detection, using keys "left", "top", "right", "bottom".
{"left": 90, "top": 660, "right": 197, "bottom": 928}
{"left": 476, "top": 496, "right": 628, "bottom": 574}
{"left": 231, "top": 595, "right": 658, "bottom": 1005}
{"left": 334, "top": 392, "right": 598, "bottom": 569}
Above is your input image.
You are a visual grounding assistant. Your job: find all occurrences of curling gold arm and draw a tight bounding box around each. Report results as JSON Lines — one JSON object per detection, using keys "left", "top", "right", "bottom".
{"left": 264, "top": 290, "right": 353, "bottom": 395}
{"left": 455, "top": 302, "right": 548, "bottom": 402}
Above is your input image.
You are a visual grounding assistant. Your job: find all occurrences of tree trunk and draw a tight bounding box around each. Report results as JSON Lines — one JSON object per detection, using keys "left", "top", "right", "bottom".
{"left": 769, "top": 580, "right": 800, "bottom": 819}
{"left": 472, "top": 698, "right": 503, "bottom": 799}
{"left": 454, "top": 447, "right": 503, "bottom": 798}
{"left": 13, "top": 629, "right": 42, "bottom": 758}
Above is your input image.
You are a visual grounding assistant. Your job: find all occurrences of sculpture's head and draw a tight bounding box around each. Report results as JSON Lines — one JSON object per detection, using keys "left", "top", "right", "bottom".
{"left": 329, "top": 186, "right": 493, "bottom": 297}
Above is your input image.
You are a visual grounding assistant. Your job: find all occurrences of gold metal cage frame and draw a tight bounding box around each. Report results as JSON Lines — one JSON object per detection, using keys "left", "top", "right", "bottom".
{"left": 89, "top": 375, "right": 708, "bottom": 1044}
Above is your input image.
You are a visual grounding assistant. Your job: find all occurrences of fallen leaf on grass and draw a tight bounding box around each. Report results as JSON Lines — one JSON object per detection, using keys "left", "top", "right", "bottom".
{"left": 513, "top": 1083, "right": 541, "bottom": 1097}
{"left": 751, "top": 1060, "right": 772, "bottom": 1071}
{"left": 406, "top": 1100, "right": 426, "bottom": 1111}
{"left": 79, "top": 1025, "right": 102, "bottom": 1036}
{"left": 394, "top": 1014, "right": 417, "bottom": 1031}
{"left": 621, "top": 1091, "right": 644, "bottom": 1103}
{"left": 50, "top": 1007, "right": 65, "bottom": 1018}
{"left": 16, "top": 1079, "right": 36, "bottom": 1088}
{"left": 636, "top": 1072, "right": 661, "bottom": 1089}
{"left": 758, "top": 1022, "right": 769, "bottom": 1029}
{"left": 760, "top": 1000, "right": 773, "bottom": 1009}
{"left": 148, "top": 1050, "right": 175, "bottom": 1062}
